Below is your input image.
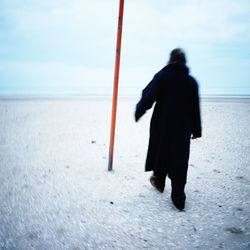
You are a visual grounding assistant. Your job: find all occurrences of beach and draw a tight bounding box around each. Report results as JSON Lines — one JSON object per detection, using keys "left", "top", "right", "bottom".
{"left": 0, "top": 96, "right": 249, "bottom": 249}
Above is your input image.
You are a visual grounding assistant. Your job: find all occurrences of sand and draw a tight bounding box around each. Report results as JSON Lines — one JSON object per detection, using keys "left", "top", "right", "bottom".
{"left": 0, "top": 97, "right": 249, "bottom": 249}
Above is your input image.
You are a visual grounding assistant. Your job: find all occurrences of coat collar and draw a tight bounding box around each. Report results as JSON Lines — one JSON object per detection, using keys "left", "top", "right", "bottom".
{"left": 162, "top": 62, "right": 189, "bottom": 74}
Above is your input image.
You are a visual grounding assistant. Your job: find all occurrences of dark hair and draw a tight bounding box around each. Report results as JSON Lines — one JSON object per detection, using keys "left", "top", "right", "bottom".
{"left": 168, "top": 48, "right": 186, "bottom": 64}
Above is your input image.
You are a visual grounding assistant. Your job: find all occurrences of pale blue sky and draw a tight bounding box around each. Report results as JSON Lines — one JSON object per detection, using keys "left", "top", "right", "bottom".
{"left": 0, "top": 0, "right": 250, "bottom": 96}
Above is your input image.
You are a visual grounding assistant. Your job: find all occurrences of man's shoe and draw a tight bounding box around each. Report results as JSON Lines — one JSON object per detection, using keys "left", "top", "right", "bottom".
{"left": 171, "top": 194, "right": 185, "bottom": 210}
{"left": 171, "top": 182, "right": 186, "bottom": 210}
{"left": 150, "top": 176, "right": 164, "bottom": 193}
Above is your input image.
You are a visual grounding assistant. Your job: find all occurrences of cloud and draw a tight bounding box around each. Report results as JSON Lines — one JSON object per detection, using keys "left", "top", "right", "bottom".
{"left": 0, "top": 0, "right": 250, "bottom": 95}
{"left": 123, "top": 0, "right": 250, "bottom": 52}
{"left": 0, "top": 59, "right": 157, "bottom": 95}
{"left": 6, "top": 0, "right": 118, "bottom": 41}
{"left": 1, "top": 0, "right": 119, "bottom": 66}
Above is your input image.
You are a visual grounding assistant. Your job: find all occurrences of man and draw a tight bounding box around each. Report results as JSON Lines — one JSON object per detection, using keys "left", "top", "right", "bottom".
{"left": 135, "top": 48, "right": 202, "bottom": 210}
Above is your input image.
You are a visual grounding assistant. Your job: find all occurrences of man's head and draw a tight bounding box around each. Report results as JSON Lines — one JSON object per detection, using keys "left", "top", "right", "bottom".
{"left": 168, "top": 48, "right": 186, "bottom": 64}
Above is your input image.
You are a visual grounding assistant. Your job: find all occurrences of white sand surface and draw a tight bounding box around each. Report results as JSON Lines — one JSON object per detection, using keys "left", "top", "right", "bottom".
{"left": 0, "top": 97, "right": 249, "bottom": 249}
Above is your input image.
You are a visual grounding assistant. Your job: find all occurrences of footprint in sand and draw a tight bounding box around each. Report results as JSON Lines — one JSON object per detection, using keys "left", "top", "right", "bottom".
{"left": 213, "top": 169, "right": 221, "bottom": 173}
{"left": 235, "top": 176, "right": 250, "bottom": 185}
{"left": 27, "top": 232, "right": 38, "bottom": 240}
{"left": 236, "top": 207, "right": 243, "bottom": 211}
{"left": 225, "top": 227, "right": 244, "bottom": 234}
{"left": 56, "top": 228, "right": 65, "bottom": 238}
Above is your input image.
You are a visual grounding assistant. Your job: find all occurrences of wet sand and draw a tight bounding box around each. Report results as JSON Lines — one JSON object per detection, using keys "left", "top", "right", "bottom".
{"left": 0, "top": 97, "right": 249, "bottom": 249}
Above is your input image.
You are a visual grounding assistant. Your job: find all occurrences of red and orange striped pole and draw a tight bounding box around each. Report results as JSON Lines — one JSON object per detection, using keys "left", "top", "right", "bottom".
{"left": 108, "top": 0, "right": 125, "bottom": 171}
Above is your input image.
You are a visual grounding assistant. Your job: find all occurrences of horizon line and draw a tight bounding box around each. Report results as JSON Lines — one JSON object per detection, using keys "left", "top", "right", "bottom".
{"left": 1, "top": 93, "right": 250, "bottom": 99}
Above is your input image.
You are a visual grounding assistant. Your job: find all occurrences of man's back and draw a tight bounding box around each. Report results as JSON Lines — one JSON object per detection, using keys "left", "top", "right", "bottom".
{"left": 152, "top": 63, "right": 201, "bottom": 136}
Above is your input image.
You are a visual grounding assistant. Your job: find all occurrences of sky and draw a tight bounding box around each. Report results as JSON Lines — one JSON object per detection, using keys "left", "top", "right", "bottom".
{"left": 0, "top": 0, "right": 250, "bottom": 96}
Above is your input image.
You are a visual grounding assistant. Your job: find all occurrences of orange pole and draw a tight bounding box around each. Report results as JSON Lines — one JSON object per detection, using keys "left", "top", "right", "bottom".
{"left": 108, "top": 0, "right": 125, "bottom": 171}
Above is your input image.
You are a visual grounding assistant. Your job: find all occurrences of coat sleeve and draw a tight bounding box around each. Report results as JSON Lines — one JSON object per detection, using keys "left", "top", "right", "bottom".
{"left": 135, "top": 73, "right": 161, "bottom": 122}
{"left": 191, "top": 81, "right": 202, "bottom": 137}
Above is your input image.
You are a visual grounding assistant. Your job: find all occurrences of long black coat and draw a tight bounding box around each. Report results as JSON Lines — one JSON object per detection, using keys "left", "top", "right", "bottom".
{"left": 135, "top": 62, "right": 201, "bottom": 185}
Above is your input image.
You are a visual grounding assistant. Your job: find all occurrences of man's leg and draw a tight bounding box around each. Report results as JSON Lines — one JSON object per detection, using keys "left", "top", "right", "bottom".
{"left": 150, "top": 168, "right": 167, "bottom": 193}
{"left": 171, "top": 181, "right": 186, "bottom": 210}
